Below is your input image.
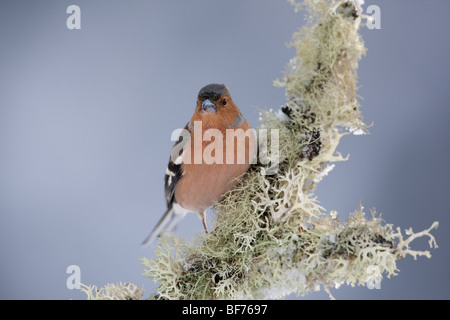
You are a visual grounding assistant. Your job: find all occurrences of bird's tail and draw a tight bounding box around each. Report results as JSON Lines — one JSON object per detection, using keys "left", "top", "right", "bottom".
{"left": 141, "top": 206, "right": 186, "bottom": 248}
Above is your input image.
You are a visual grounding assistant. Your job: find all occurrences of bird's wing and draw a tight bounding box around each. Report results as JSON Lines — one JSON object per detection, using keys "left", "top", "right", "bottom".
{"left": 141, "top": 123, "right": 192, "bottom": 248}
{"left": 164, "top": 122, "right": 191, "bottom": 207}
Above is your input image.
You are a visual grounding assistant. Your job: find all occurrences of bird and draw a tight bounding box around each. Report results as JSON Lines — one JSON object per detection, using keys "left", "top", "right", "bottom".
{"left": 141, "top": 83, "right": 256, "bottom": 247}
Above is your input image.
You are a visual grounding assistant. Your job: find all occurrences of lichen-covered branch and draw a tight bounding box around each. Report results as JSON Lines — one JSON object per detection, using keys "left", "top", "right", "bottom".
{"left": 81, "top": 282, "right": 144, "bottom": 300}
{"left": 82, "top": 0, "right": 438, "bottom": 300}
{"left": 138, "top": 0, "right": 438, "bottom": 300}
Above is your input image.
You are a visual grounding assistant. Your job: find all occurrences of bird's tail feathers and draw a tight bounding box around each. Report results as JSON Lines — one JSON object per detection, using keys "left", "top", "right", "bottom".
{"left": 141, "top": 206, "right": 186, "bottom": 248}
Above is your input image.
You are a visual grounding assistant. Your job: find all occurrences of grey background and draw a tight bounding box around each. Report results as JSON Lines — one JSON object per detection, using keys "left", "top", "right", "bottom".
{"left": 0, "top": 0, "right": 448, "bottom": 300}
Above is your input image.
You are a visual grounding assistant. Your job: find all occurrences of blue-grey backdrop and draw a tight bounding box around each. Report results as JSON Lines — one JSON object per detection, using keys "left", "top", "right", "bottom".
{"left": 0, "top": 0, "right": 449, "bottom": 299}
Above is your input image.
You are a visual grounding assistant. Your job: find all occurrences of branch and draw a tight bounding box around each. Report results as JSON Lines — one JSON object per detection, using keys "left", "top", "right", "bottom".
{"left": 82, "top": 0, "right": 439, "bottom": 300}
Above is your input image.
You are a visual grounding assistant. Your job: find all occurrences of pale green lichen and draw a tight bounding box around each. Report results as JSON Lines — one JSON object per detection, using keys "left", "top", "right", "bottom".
{"left": 81, "top": 282, "right": 144, "bottom": 300}
{"left": 83, "top": 0, "right": 439, "bottom": 300}
{"left": 140, "top": 0, "right": 438, "bottom": 300}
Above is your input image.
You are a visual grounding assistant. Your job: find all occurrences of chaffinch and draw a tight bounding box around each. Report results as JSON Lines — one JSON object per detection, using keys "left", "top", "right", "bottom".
{"left": 142, "top": 83, "right": 256, "bottom": 246}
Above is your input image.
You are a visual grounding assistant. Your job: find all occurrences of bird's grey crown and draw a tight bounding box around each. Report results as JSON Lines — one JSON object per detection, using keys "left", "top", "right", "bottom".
{"left": 198, "top": 83, "right": 230, "bottom": 102}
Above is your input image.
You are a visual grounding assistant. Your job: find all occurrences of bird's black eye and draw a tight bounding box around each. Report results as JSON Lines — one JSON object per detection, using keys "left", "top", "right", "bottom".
{"left": 221, "top": 98, "right": 227, "bottom": 106}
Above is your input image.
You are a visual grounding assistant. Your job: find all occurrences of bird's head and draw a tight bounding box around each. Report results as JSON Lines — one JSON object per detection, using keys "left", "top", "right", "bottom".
{"left": 197, "top": 83, "right": 232, "bottom": 114}
{"left": 192, "top": 83, "right": 246, "bottom": 130}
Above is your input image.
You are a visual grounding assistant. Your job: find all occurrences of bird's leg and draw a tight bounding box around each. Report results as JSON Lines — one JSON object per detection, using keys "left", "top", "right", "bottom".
{"left": 200, "top": 210, "right": 208, "bottom": 233}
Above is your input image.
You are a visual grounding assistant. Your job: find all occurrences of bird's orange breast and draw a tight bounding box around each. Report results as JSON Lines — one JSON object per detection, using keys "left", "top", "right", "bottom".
{"left": 174, "top": 119, "right": 255, "bottom": 212}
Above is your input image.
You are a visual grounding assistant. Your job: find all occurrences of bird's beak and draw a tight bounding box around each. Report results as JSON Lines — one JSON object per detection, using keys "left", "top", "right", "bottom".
{"left": 201, "top": 99, "right": 217, "bottom": 113}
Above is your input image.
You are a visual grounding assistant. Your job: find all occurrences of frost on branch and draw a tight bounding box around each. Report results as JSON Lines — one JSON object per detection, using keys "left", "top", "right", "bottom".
{"left": 84, "top": 0, "right": 439, "bottom": 300}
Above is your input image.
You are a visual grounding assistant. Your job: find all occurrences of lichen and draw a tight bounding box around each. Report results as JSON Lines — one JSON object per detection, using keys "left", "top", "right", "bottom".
{"left": 139, "top": 0, "right": 438, "bottom": 300}
{"left": 81, "top": 282, "right": 144, "bottom": 300}
{"left": 82, "top": 0, "right": 439, "bottom": 300}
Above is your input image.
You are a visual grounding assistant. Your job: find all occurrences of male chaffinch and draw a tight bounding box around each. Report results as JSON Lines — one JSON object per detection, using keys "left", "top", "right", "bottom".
{"left": 141, "top": 83, "right": 255, "bottom": 246}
